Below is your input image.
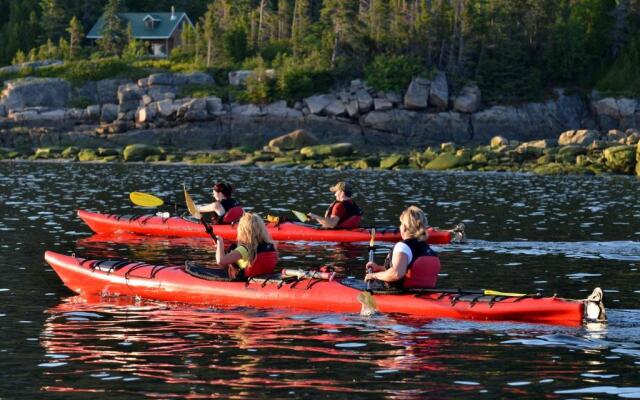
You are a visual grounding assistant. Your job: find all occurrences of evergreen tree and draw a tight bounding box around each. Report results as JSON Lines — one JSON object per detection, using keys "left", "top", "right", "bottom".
{"left": 291, "top": 0, "right": 310, "bottom": 55}
{"left": 40, "top": 0, "right": 66, "bottom": 42}
{"left": 97, "top": 0, "right": 126, "bottom": 56}
{"left": 66, "top": 16, "right": 83, "bottom": 59}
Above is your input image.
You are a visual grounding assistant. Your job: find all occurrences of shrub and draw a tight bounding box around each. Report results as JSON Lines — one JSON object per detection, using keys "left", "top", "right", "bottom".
{"left": 365, "top": 54, "right": 425, "bottom": 92}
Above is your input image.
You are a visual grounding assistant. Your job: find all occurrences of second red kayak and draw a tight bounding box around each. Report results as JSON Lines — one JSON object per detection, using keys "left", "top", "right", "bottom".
{"left": 77, "top": 210, "right": 465, "bottom": 244}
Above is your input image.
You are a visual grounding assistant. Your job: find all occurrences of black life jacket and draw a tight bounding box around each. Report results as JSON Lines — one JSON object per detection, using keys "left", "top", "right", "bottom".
{"left": 384, "top": 238, "right": 440, "bottom": 289}
{"left": 212, "top": 198, "right": 244, "bottom": 224}
{"left": 324, "top": 199, "right": 363, "bottom": 228}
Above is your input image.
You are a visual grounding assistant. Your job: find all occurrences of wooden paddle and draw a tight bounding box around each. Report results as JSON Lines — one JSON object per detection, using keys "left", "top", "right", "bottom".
{"left": 130, "top": 191, "right": 186, "bottom": 209}
{"left": 183, "top": 185, "right": 216, "bottom": 240}
{"left": 357, "top": 229, "right": 377, "bottom": 316}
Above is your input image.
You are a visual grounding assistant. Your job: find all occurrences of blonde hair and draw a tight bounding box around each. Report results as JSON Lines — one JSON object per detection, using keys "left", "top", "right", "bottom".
{"left": 236, "top": 212, "right": 272, "bottom": 261}
{"left": 399, "top": 206, "right": 429, "bottom": 241}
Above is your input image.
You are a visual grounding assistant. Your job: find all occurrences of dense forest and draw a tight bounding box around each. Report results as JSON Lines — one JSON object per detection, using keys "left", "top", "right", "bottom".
{"left": 1, "top": 0, "right": 640, "bottom": 103}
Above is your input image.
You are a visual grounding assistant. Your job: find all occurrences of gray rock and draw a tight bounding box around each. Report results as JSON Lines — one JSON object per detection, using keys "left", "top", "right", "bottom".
{"left": 346, "top": 101, "right": 359, "bottom": 118}
{"left": 66, "top": 108, "right": 84, "bottom": 120}
{"left": 137, "top": 77, "right": 149, "bottom": 87}
{"left": 156, "top": 99, "right": 178, "bottom": 117}
{"left": 142, "top": 94, "right": 153, "bottom": 106}
{"left": 97, "top": 79, "right": 130, "bottom": 105}
{"left": 385, "top": 92, "right": 402, "bottom": 104}
{"left": 362, "top": 110, "right": 471, "bottom": 143}
{"left": 206, "top": 96, "right": 223, "bottom": 114}
{"left": 404, "top": 77, "right": 430, "bottom": 110}
{"left": 490, "top": 136, "right": 509, "bottom": 148}
{"left": 325, "top": 99, "right": 346, "bottom": 116}
{"left": 228, "top": 70, "right": 254, "bottom": 86}
{"left": 350, "top": 79, "right": 363, "bottom": 92}
{"left": 136, "top": 105, "right": 157, "bottom": 123}
{"left": 453, "top": 85, "right": 481, "bottom": 113}
{"left": 558, "top": 129, "right": 599, "bottom": 146}
{"left": 119, "top": 100, "right": 140, "bottom": 114}
{"left": 147, "top": 86, "right": 177, "bottom": 102}
{"left": 74, "top": 81, "right": 98, "bottom": 104}
{"left": 268, "top": 129, "right": 319, "bottom": 150}
{"left": 148, "top": 73, "right": 176, "bottom": 86}
{"left": 263, "top": 101, "right": 303, "bottom": 118}
{"left": 374, "top": 98, "right": 393, "bottom": 111}
{"left": 1, "top": 78, "right": 70, "bottom": 110}
{"left": 304, "top": 95, "right": 332, "bottom": 115}
{"left": 117, "top": 84, "right": 144, "bottom": 104}
{"left": 184, "top": 109, "right": 209, "bottom": 121}
{"left": 85, "top": 105, "right": 101, "bottom": 121}
{"left": 178, "top": 72, "right": 215, "bottom": 85}
{"left": 356, "top": 89, "right": 373, "bottom": 113}
{"left": 0, "top": 103, "right": 5, "bottom": 118}
{"left": 429, "top": 71, "right": 448, "bottom": 110}
{"left": 231, "top": 104, "right": 264, "bottom": 117}
{"left": 607, "top": 129, "right": 626, "bottom": 142}
{"left": 100, "top": 104, "right": 119, "bottom": 123}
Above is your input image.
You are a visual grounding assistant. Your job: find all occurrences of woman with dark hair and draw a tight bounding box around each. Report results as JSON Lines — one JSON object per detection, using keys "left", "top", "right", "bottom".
{"left": 197, "top": 182, "right": 244, "bottom": 224}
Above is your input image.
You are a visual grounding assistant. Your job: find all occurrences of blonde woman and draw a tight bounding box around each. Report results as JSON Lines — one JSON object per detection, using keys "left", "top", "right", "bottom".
{"left": 216, "top": 213, "right": 278, "bottom": 279}
{"left": 365, "top": 206, "right": 440, "bottom": 289}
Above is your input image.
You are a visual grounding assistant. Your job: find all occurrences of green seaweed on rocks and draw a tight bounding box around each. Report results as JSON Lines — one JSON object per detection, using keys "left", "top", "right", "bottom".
{"left": 123, "top": 144, "right": 163, "bottom": 162}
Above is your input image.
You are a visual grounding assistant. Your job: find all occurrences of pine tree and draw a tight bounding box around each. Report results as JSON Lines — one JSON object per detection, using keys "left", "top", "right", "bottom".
{"left": 97, "top": 0, "right": 126, "bottom": 55}
{"left": 291, "top": 0, "right": 310, "bottom": 55}
{"left": 40, "top": 0, "right": 66, "bottom": 42}
{"left": 277, "top": 0, "right": 291, "bottom": 40}
{"left": 66, "top": 16, "right": 83, "bottom": 59}
{"left": 320, "top": 0, "right": 360, "bottom": 68}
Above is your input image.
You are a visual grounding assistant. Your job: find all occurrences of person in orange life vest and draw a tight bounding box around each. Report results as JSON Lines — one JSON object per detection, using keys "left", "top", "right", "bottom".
{"left": 197, "top": 182, "right": 244, "bottom": 224}
{"left": 215, "top": 213, "right": 278, "bottom": 280}
{"left": 307, "top": 181, "right": 363, "bottom": 228}
{"left": 364, "top": 206, "right": 440, "bottom": 289}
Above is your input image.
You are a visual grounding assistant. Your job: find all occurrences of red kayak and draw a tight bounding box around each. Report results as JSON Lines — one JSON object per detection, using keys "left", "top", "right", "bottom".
{"left": 77, "top": 210, "right": 464, "bottom": 244}
{"left": 44, "top": 251, "right": 605, "bottom": 326}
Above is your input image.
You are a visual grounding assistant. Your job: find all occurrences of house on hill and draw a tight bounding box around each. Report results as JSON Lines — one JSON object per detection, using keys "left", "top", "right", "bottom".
{"left": 86, "top": 7, "right": 193, "bottom": 57}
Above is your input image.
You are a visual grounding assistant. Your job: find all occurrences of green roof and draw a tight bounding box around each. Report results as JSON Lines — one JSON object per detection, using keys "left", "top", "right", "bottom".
{"left": 87, "top": 12, "right": 193, "bottom": 40}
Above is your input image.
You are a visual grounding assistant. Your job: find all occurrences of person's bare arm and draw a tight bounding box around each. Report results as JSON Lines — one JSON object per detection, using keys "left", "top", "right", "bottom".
{"left": 365, "top": 252, "right": 408, "bottom": 282}
{"left": 308, "top": 213, "right": 340, "bottom": 228}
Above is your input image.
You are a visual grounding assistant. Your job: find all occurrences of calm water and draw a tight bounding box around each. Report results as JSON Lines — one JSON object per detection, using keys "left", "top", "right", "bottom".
{"left": 1, "top": 162, "right": 639, "bottom": 398}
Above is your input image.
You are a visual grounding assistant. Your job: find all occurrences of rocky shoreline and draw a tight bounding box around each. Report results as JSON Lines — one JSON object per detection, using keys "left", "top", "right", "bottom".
{"left": 0, "top": 70, "right": 639, "bottom": 175}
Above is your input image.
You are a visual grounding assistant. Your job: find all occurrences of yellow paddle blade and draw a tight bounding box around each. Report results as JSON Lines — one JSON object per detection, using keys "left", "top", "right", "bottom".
{"left": 369, "top": 228, "right": 376, "bottom": 246}
{"left": 130, "top": 192, "right": 164, "bottom": 207}
{"left": 357, "top": 291, "right": 378, "bottom": 316}
{"left": 183, "top": 185, "right": 201, "bottom": 219}
{"left": 484, "top": 290, "right": 527, "bottom": 297}
{"left": 291, "top": 210, "right": 309, "bottom": 223}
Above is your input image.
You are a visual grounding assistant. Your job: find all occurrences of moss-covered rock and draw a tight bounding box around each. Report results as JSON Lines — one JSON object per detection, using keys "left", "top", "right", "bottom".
{"left": 165, "top": 154, "right": 182, "bottom": 163}
{"left": 97, "top": 147, "right": 120, "bottom": 157}
{"left": 425, "top": 153, "right": 460, "bottom": 170}
{"left": 33, "top": 147, "right": 53, "bottom": 159}
{"left": 455, "top": 149, "right": 472, "bottom": 165}
{"left": 533, "top": 162, "right": 565, "bottom": 174}
{"left": 471, "top": 153, "right": 488, "bottom": 164}
{"left": 380, "top": 153, "right": 409, "bottom": 169}
{"left": 61, "top": 146, "right": 80, "bottom": 158}
{"left": 6, "top": 151, "right": 20, "bottom": 159}
{"left": 145, "top": 155, "right": 165, "bottom": 162}
{"left": 556, "top": 145, "right": 587, "bottom": 164}
{"left": 352, "top": 156, "right": 379, "bottom": 169}
{"left": 440, "top": 142, "right": 456, "bottom": 153}
{"left": 603, "top": 145, "right": 636, "bottom": 174}
{"left": 122, "top": 144, "right": 163, "bottom": 162}
{"left": 268, "top": 129, "right": 319, "bottom": 150}
{"left": 101, "top": 155, "right": 119, "bottom": 162}
{"left": 490, "top": 136, "right": 509, "bottom": 149}
{"left": 300, "top": 143, "right": 354, "bottom": 159}
{"left": 77, "top": 148, "right": 99, "bottom": 162}
{"left": 251, "top": 153, "right": 275, "bottom": 162}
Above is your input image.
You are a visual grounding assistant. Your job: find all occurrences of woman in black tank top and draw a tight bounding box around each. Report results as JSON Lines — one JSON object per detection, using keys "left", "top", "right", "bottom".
{"left": 197, "top": 182, "right": 238, "bottom": 222}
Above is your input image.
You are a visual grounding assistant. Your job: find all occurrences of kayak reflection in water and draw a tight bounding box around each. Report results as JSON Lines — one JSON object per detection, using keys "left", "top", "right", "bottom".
{"left": 197, "top": 182, "right": 244, "bottom": 224}
{"left": 365, "top": 206, "right": 441, "bottom": 290}
{"left": 215, "top": 213, "right": 278, "bottom": 280}
{"left": 308, "top": 181, "right": 364, "bottom": 229}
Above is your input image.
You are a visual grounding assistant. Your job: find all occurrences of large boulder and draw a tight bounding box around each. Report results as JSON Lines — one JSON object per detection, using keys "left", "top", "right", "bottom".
{"left": 404, "top": 77, "right": 430, "bottom": 110}
{"left": 603, "top": 145, "right": 636, "bottom": 174}
{"left": 355, "top": 89, "right": 374, "bottom": 113}
{"left": 156, "top": 99, "right": 178, "bottom": 117}
{"left": 122, "top": 144, "right": 163, "bottom": 162}
{"left": 453, "top": 85, "right": 481, "bottom": 113}
{"left": 97, "top": 79, "right": 130, "bottom": 104}
{"left": 425, "top": 153, "right": 461, "bottom": 170}
{"left": 136, "top": 105, "right": 157, "bottom": 123}
{"left": 177, "top": 71, "right": 215, "bottom": 85}
{"left": 362, "top": 110, "right": 471, "bottom": 143}
{"left": 148, "top": 73, "right": 176, "bottom": 86}
{"left": 558, "top": 129, "right": 599, "bottom": 146}
{"left": 100, "top": 104, "right": 119, "bottom": 123}
{"left": 304, "top": 94, "right": 333, "bottom": 115}
{"left": 592, "top": 97, "right": 638, "bottom": 130}
{"left": 1, "top": 78, "right": 70, "bottom": 110}
{"left": 206, "top": 96, "right": 223, "bottom": 114}
{"left": 636, "top": 142, "right": 640, "bottom": 175}
{"left": 325, "top": 98, "right": 346, "bottom": 116}
{"left": 380, "top": 153, "right": 409, "bottom": 169}
{"left": 300, "top": 143, "right": 354, "bottom": 158}
{"left": 117, "top": 83, "right": 144, "bottom": 104}
{"left": 429, "top": 71, "right": 448, "bottom": 111}
{"left": 268, "top": 129, "right": 319, "bottom": 150}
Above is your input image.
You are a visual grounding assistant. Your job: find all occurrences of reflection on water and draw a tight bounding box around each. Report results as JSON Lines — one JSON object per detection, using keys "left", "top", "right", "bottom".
{"left": 1, "top": 162, "right": 640, "bottom": 398}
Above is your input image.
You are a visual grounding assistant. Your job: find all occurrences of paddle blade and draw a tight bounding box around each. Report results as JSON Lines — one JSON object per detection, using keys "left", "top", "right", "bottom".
{"left": 357, "top": 291, "right": 377, "bottom": 317}
{"left": 483, "top": 289, "right": 526, "bottom": 297}
{"left": 291, "top": 210, "right": 309, "bottom": 223}
{"left": 130, "top": 192, "right": 164, "bottom": 207}
{"left": 183, "top": 185, "right": 201, "bottom": 219}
